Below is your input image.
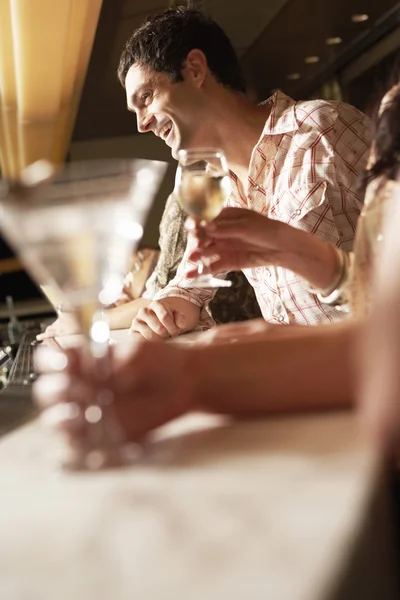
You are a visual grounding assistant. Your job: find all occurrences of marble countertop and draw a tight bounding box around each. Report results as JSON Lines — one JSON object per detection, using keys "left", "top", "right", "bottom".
{"left": 0, "top": 408, "right": 391, "bottom": 600}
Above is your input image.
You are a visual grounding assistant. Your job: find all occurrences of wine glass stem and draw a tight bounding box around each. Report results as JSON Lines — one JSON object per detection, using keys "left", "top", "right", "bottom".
{"left": 198, "top": 255, "right": 212, "bottom": 277}
{"left": 196, "top": 222, "right": 212, "bottom": 277}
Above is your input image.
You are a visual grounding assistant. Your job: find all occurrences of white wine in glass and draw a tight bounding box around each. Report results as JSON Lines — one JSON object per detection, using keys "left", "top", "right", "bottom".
{"left": 175, "top": 148, "right": 232, "bottom": 288}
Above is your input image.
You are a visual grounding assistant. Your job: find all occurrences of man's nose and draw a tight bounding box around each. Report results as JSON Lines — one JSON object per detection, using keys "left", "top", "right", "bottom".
{"left": 136, "top": 111, "right": 153, "bottom": 134}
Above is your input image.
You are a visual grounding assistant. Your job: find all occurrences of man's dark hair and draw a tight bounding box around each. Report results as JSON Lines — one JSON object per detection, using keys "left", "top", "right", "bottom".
{"left": 117, "top": 6, "right": 246, "bottom": 94}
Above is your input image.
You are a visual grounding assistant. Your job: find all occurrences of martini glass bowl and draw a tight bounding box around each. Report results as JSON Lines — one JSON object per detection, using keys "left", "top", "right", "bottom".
{"left": 0, "top": 158, "right": 167, "bottom": 470}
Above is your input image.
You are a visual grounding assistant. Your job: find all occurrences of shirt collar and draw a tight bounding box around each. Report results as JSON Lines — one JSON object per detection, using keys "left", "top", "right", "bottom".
{"left": 260, "top": 91, "right": 298, "bottom": 136}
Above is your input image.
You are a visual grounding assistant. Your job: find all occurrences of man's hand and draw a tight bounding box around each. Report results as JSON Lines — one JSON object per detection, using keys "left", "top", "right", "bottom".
{"left": 186, "top": 207, "right": 340, "bottom": 291}
{"left": 130, "top": 297, "right": 200, "bottom": 341}
{"left": 186, "top": 207, "right": 286, "bottom": 275}
{"left": 34, "top": 341, "right": 193, "bottom": 455}
{"left": 36, "top": 313, "right": 80, "bottom": 340}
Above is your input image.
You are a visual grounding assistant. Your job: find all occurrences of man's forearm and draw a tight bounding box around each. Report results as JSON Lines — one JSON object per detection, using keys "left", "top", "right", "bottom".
{"left": 186, "top": 321, "right": 356, "bottom": 415}
{"left": 277, "top": 226, "right": 341, "bottom": 291}
{"left": 153, "top": 231, "right": 218, "bottom": 316}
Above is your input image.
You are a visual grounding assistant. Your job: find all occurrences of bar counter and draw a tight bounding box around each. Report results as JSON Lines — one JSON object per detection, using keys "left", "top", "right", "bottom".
{"left": 0, "top": 330, "right": 398, "bottom": 599}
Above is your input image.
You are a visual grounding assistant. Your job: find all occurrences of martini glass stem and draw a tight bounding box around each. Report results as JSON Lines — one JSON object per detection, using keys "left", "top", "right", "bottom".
{"left": 65, "top": 314, "right": 130, "bottom": 471}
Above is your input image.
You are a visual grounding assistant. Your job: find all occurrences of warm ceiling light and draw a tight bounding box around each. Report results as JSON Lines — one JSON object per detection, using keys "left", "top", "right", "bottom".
{"left": 286, "top": 73, "right": 301, "bottom": 81}
{"left": 326, "top": 37, "right": 342, "bottom": 45}
{"left": 304, "top": 56, "right": 320, "bottom": 64}
{"left": 0, "top": 0, "right": 103, "bottom": 178}
{"left": 351, "top": 14, "right": 369, "bottom": 23}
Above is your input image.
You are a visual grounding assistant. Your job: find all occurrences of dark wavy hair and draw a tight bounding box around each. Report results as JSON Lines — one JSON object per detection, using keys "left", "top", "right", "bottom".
{"left": 117, "top": 6, "right": 246, "bottom": 94}
{"left": 361, "top": 82, "right": 400, "bottom": 188}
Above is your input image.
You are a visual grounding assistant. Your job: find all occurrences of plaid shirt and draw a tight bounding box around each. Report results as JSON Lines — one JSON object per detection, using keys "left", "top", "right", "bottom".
{"left": 154, "top": 91, "right": 371, "bottom": 326}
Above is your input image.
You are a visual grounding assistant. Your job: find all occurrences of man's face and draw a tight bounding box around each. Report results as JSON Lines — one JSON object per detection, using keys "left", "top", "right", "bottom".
{"left": 125, "top": 63, "right": 206, "bottom": 159}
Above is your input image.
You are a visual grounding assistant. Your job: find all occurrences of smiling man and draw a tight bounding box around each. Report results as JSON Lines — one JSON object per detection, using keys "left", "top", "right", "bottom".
{"left": 118, "top": 6, "right": 371, "bottom": 340}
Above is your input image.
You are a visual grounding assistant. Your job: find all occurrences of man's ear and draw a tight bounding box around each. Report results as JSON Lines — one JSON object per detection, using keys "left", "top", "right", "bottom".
{"left": 181, "top": 49, "right": 208, "bottom": 87}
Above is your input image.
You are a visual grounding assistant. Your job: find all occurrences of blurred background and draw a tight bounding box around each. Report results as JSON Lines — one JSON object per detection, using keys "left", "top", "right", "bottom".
{"left": 1, "top": 0, "right": 399, "bottom": 316}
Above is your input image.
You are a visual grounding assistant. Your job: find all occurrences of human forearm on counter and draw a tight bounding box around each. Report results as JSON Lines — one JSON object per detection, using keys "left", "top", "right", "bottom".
{"left": 186, "top": 321, "right": 356, "bottom": 416}
{"left": 106, "top": 298, "right": 151, "bottom": 330}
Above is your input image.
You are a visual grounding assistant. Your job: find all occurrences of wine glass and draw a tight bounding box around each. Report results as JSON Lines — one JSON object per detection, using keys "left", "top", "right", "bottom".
{"left": 0, "top": 158, "right": 167, "bottom": 470}
{"left": 175, "top": 148, "right": 232, "bottom": 288}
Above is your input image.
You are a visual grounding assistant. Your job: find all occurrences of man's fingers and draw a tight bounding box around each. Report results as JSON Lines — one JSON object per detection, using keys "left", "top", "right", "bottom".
{"left": 188, "top": 238, "right": 244, "bottom": 261}
{"left": 131, "top": 303, "right": 181, "bottom": 339}
{"left": 130, "top": 319, "right": 160, "bottom": 341}
{"left": 130, "top": 315, "right": 169, "bottom": 340}
{"left": 187, "top": 260, "right": 226, "bottom": 278}
{"left": 192, "top": 240, "right": 227, "bottom": 258}
{"left": 204, "top": 220, "right": 244, "bottom": 238}
{"left": 150, "top": 302, "right": 181, "bottom": 337}
{"left": 187, "top": 242, "right": 236, "bottom": 274}
{"left": 144, "top": 307, "right": 174, "bottom": 337}
{"left": 214, "top": 207, "right": 250, "bottom": 219}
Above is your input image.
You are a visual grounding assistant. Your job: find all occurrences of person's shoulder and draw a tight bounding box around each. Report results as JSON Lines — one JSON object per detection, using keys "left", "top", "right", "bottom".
{"left": 157, "top": 193, "right": 187, "bottom": 273}
{"left": 294, "top": 97, "right": 338, "bottom": 128}
{"left": 294, "top": 97, "right": 370, "bottom": 133}
{"left": 159, "top": 193, "right": 186, "bottom": 233}
{"left": 162, "top": 192, "right": 185, "bottom": 218}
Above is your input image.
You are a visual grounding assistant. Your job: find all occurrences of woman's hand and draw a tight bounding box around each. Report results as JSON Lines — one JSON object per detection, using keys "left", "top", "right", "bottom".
{"left": 36, "top": 312, "right": 80, "bottom": 340}
{"left": 33, "top": 341, "right": 193, "bottom": 455}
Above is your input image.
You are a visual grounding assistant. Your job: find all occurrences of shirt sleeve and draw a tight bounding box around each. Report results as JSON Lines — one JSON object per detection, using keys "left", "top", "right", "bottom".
{"left": 153, "top": 231, "right": 228, "bottom": 330}
{"left": 269, "top": 104, "right": 370, "bottom": 253}
{"left": 141, "top": 270, "right": 157, "bottom": 300}
{"left": 147, "top": 189, "right": 224, "bottom": 329}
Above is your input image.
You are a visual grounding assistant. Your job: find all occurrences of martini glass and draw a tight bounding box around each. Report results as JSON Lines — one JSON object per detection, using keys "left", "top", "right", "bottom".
{"left": 0, "top": 158, "right": 167, "bottom": 470}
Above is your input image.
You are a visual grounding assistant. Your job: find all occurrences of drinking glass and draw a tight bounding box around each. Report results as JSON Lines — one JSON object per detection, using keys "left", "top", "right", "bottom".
{"left": 0, "top": 158, "right": 167, "bottom": 470}
{"left": 175, "top": 148, "right": 232, "bottom": 288}
{"left": 39, "top": 282, "right": 64, "bottom": 315}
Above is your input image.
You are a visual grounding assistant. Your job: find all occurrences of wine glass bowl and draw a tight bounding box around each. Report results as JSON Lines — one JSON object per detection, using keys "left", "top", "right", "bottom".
{"left": 175, "top": 148, "right": 232, "bottom": 288}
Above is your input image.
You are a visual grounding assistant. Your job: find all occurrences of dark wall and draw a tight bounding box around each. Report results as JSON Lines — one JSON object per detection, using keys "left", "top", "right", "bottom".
{"left": 344, "top": 51, "right": 400, "bottom": 114}
{"left": 0, "top": 237, "right": 42, "bottom": 303}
